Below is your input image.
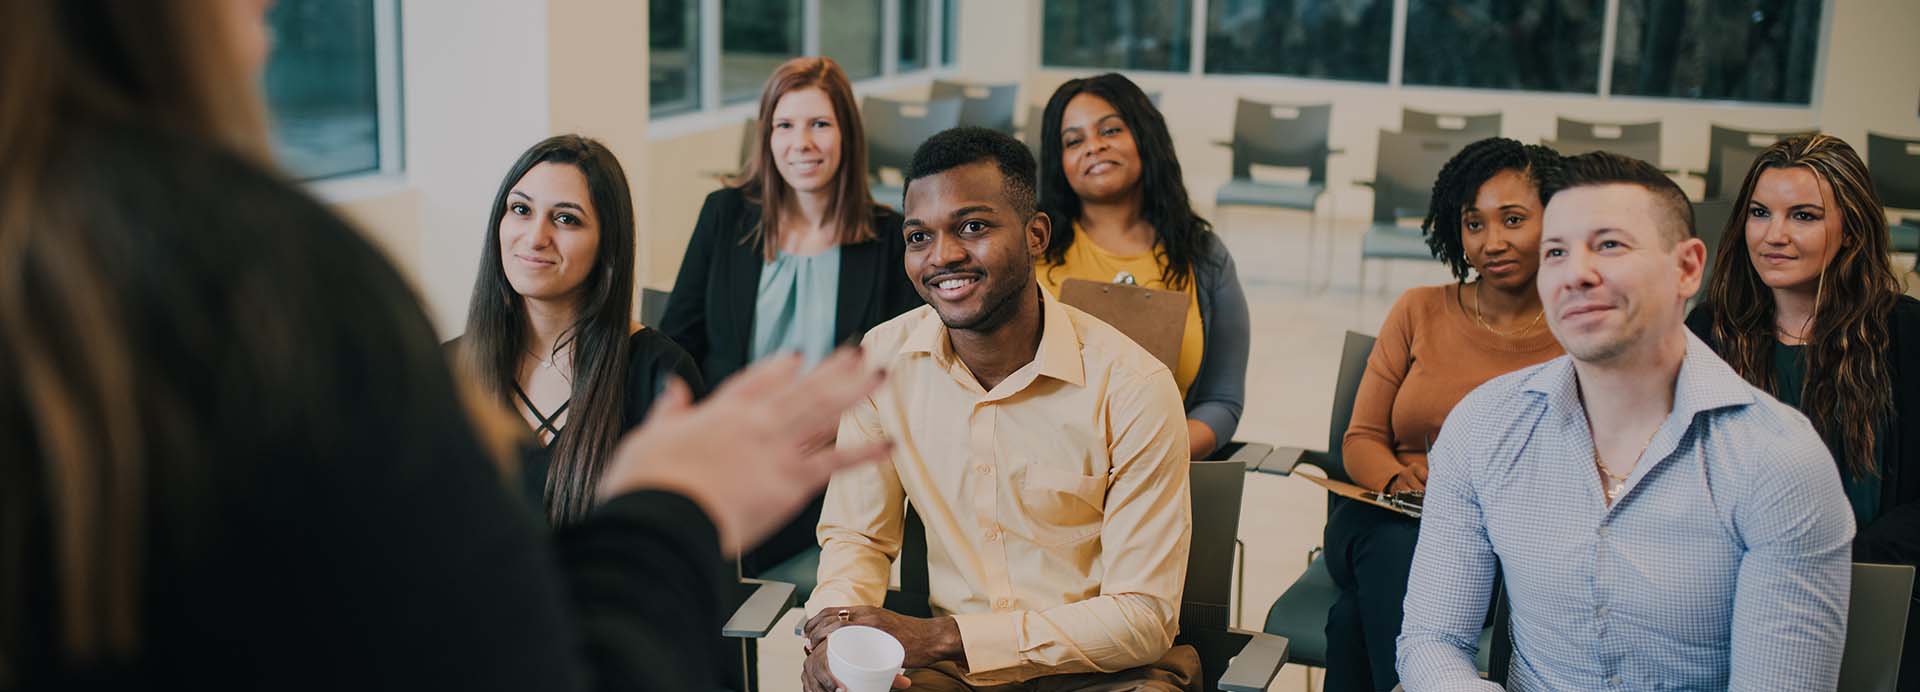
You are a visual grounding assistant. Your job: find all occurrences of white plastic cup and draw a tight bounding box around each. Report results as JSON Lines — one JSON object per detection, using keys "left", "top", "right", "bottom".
{"left": 825, "top": 625, "right": 905, "bottom": 692}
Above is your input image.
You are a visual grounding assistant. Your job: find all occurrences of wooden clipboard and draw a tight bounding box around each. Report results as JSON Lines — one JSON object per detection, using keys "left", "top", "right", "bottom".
{"left": 1297, "top": 474, "right": 1422, "bottom": 518}
{"left": 1057, "top": 278, "right": 1187, "bottom": 373}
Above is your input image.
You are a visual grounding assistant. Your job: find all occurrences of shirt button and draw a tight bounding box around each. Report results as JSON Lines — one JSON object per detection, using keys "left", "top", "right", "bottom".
{"left": 984, "top": 528, "right": 1000, "bottom": 542}
{"left": 995, "top": 599, "right": 1012, "bottom": 609}
{"left": 1596, "top": 606, "right": 1610, "bottom": 619}
{"left": 977, "top": 464, "right": 992, "bottom": 475}
{"left": 1607, "top": 674, "right": 1621, "bottom": 686}
{"left": 1597, "top": 526, "right": 1609, "bottom": 538}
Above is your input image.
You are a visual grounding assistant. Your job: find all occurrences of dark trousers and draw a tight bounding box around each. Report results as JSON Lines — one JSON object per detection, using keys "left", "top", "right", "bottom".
{"left": 1322, "top": 500, "right": 1421, "bottom": 692}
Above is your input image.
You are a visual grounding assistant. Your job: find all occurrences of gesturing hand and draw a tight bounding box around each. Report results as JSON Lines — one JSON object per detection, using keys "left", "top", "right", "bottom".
{"left": 597, "top": 348, "right": 890, "bottom": 556}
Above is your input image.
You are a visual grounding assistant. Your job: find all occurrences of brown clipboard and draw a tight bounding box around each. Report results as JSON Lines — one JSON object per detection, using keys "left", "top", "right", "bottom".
{"left": 1056, "top": 278, "right": 1188, "bottom": 373}
{"left": 1297, "top": 474, "right": 1422, "bottom": 518}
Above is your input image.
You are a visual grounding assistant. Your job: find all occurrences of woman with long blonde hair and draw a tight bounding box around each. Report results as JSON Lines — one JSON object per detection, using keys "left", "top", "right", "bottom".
{"left": 1687, "top": 133, "right": 1920, "bottom": 685}
{"left": 0, "top": 1, "right": 883, "bottom": 688}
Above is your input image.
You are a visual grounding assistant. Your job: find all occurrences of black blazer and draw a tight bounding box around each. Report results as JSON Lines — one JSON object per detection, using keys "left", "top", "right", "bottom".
{"left": 1686, "top": 295, "right": 1920, "bottom": 561}
{"left": 661, "top": 186, "right": 922, "bottom": 388}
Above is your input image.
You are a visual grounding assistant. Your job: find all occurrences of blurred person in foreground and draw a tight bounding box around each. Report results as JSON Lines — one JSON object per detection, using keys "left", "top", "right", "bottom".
{"left": 0, "top": 1, "right": 885, "bottom": 689}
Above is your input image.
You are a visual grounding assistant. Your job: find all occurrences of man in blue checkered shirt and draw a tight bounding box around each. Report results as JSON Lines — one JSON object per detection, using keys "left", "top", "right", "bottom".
{"left": 1396, "top": 152, "right": 1855, "bottom": 691}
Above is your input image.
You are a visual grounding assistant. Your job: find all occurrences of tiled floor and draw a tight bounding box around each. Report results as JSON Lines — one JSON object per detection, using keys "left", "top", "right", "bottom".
{"left": 756, "top": 216, "right": 1460, "bottom": 691}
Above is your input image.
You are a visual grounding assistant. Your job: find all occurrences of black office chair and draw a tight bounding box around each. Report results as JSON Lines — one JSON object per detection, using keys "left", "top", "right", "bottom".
{"left": 882, "top": 453, "right": 1290, "bottom": 691}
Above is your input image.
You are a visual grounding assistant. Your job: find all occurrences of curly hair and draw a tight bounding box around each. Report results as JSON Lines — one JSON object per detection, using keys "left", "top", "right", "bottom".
{"left": 1420, "top": 138, "right": 1563, "bottom": 281}
{"left": 1705, "top": 134, "right": 1902, "bottom": 479}
{"left": 1037, "top": 73, "right": 1212, "bottom": 291}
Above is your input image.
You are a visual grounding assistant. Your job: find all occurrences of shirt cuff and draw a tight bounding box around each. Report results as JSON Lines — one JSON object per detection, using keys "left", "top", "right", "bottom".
{"left": 950, "top": 610, "right": 1024, "bottom": 677}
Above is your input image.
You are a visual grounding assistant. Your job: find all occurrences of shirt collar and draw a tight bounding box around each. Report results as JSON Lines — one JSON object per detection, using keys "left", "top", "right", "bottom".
{"left": 900, "top": 284, "right": 1087, "bottom": 389}
{"left": 1523, "top": 329, "right": 1756, "bottom": 422}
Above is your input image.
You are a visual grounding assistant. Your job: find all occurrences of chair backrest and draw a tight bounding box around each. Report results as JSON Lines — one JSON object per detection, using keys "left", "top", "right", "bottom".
{"left": 737, "top": 117, "right": 758, "bottom": 169}
{"left": 640, "top": 287, "right": 673, "bottom": 327}
{"left": 863, "top": 96, "right": 964, "bottom": 177}
{"left": 1705, "top": 125, "right": 1817, "bottom": 200}
{"left": 1372, "top": 130, "right": 1472, "bottom": 223}
{"left": 1403, "top": 108, "right": 1501, "bottom": 138}
{"left": 930, "top": 80, "right": 1019, "bottom": 134}
{"left": 1555, "top": 118, "right": 1660, "bottom": 146}
{"left": 1020, "top": 104, "right": 1046, "bottom": 159}
{"left": 1692, "top": 198, "right": 1737, "bottom": 275}
{"left": 1867, "top": 131, "right": 1920, "bottom": 211}
{"left": 1228, "top": 99, "right": 1333, "bottom": 183}
{"left": 1181, "top": 460, "right": 1247, "bottom": 632}
{"left": 1840, "top": 562, "right": 1916, "bottom": 692}
{"left": 1322, "top": 331, "right": 1376, "bottom": 486}
{"left": 1543, "top": 136, "right": 1662, "bottom": 169}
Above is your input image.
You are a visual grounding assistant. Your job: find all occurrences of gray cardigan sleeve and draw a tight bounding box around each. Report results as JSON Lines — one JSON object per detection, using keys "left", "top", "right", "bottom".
{"left": 1187, "top": 236, "right": 1249, "bottom": 454}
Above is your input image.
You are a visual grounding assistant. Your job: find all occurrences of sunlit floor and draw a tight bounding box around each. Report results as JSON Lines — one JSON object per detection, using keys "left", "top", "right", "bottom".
{"left": 756, "top": 214, "right": 1460, "bottom": 692}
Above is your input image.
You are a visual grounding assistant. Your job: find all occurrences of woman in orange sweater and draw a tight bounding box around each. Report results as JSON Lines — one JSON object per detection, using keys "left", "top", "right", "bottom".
{"left": 1324, "top": 138, "right": 1564, "bottom": 691}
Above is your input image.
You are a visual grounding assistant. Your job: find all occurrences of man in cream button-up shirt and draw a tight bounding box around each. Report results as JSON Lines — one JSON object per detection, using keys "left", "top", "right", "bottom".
{"left": 798, "top": 128, "right": 1196, "bottom": 692}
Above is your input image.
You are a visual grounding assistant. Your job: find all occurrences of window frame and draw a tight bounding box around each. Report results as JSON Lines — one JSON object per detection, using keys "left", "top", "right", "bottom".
{"left": 278, "top": 0, "right": 404, "bottom": 186}
{"left": 650, "top": 0, "right": 960, "bottom": 134}
{"left": 1035, "top": 0, "right": 1827, "bottom": 109}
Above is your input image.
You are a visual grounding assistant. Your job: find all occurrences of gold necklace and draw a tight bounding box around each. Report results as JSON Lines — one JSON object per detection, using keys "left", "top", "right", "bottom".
{"left": 1471, "top": 283, "right": 1545, "bottom": 338}
{"left": 1596, "top": 426, "right": 1662, "bottom": 504}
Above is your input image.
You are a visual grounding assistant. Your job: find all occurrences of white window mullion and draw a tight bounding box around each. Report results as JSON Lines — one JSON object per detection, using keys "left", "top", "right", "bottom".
{"left": 881, "top": 0, "right": 900, "bottom": 77}
{"left": 701, "top": 0, "right": 722, "bottom": 111}
{"left": 928, "top": 0, "right": 944, "bottom": 69}
{"left": 1190, "top": 0, "right": 1207, "bottom": 76}
{"left": 1598, "top": 0, "right": 1620, "bottom": 97}
{"left": 804, "top": 0, "right": 822, "bottom": 57}
{"left": 372, "top": 0, "right": 404, "bottom": 174}
{"left": 1388, "top": 0, "right": 1408, "bottom": 88}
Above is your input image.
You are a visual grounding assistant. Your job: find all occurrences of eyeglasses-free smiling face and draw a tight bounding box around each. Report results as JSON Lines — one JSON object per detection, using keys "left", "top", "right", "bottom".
{"left": 1538, "top": 184, "right": 1704, "bottom": 364}
{"left": 1743, "top": 166, "right": 1843, "bottom": 295}
{"left": 768, "top": 86, "right": 843, "bottom": 196}
{"left": 1057, "top": 93, "right": 1143, "bottom": 205}
{"left": 499, "top": 162, "right": 601, "bottom": 304}
{"left": 901, "top": 161, "right": 1048, "bottom": 333}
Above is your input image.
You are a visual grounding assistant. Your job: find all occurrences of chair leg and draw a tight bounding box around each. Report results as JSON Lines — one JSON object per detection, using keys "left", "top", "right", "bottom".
{"left": 1304, "top": 206, "right": 1319, "bottom": 295}
{"left": 1234, "top": 538, "right": 1247, "bottom": 629}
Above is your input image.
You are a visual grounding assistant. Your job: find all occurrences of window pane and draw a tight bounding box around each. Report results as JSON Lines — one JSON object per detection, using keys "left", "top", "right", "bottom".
{"left": 821, "top": 0, "right": 884, "bottom": 80}
{"left": 943, "top": 0, "right": 957, "bottom": 65}
{"left": 651, "top": 0, "right": 701, "bottom": 116}
{"left": 1042, "top": 0, "right": 1191, "bottom": 72}
{"left": 723, "top": 0, "right": 804, "bottom": 103}
{"left": 1205, "top": 0, "right": 1391, "bottom": 82}
{"left": 1403, "top": 0, "right": 1603, "bottom": 92}
{"left": 264, "top": 0, "right": 381, "bottom": 181}
{"left": 900, "top": 0, "right": 929, "bottom": 72}
{"left": 1612, "top": 0, "right": 1821, "bottom": 104}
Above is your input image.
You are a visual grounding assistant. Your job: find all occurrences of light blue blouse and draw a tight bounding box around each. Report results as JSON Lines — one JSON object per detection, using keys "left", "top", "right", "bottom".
{"left": 750, "top": 246, "right": 842, "bottom": 366}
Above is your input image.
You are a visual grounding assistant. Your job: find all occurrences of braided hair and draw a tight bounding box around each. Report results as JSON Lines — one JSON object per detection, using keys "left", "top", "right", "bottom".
{"left": 1421, "top": 138, "right": 1563, "bottom": 281}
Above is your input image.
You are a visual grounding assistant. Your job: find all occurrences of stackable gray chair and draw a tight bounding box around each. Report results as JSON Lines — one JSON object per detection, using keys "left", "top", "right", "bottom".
{"left": 864, "top": 96, "right": 963, "bottom": 206}
{"left": 1840, "top": 563, "right": 1916, "bottom": 692}
{"left": 1697, "top": 125, "right": 1818, "bottom": 200}
{"left": 1402, "top": 108, "right": 1502, "bottom": 139}
{"left": 1353, "top": 130, "right": 1468, "bottom": 294}
{"left": 1250, "top": 332, "right": 1500, "bottom": 687}
{"left": 1212, "top": 100, "right": 1339, "bottom": 289}
{"left": 1691, "top": 198, "right": 1736, "bottom": 303}
{"left": 1867, "top": 132, "right": 1920, "bottom": 253}
{"left": 1019, "top": 103, "right": 1047, "bottom": 159}
{"left": 929, "top": 80, "right": 1019, "bottom": 134}
{"left": 881, "top": 455, "right": 1290, "bottom": 692}
{"left": 1546, "top": 117, "right": 1663, "bottom": 167}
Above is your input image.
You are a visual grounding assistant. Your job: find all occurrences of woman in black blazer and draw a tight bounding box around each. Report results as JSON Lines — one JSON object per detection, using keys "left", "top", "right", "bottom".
{"left": 661, "top": 56, "right": 920, "bottom": 575}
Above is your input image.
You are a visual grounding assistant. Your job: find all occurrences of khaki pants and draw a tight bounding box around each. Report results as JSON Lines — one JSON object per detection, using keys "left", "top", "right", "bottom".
{"left": 904, "top": 645, "right": 1201, "bottom": 692}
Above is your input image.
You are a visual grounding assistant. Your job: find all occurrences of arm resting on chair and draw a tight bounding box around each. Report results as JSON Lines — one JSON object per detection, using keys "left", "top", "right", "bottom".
{"left": 1216, "top": 631, "right": 1290, "bottom": 692}
{"left": 722, "top": 579, "right": 795, "bottom": 638}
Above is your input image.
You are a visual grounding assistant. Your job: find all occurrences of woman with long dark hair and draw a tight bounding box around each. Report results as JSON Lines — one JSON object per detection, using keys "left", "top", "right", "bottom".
{"left": 0, "top": 1, "right": 885, "bottom": 688}
{"left": 1330, "top": 138, "right": 1564, "bottom": 691}
{"left": 453, "top": 135, "right": 702, "bottom": 525}
{"left": 1688, "top": 134, "right": 1920, "bottom": 685}
{"left": 1034, "top": 73, "right": 1247, "bottom": 460}
{"left": 661, "top": 56, "right": 921, "bottom": 574}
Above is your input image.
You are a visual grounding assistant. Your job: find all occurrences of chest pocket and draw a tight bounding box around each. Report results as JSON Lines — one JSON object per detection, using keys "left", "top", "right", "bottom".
{"left": 1016, "top": 463, "right": 1108, "bottom": 547}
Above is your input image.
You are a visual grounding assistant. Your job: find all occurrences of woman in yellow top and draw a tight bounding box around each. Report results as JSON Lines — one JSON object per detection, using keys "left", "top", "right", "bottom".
{"left": 1035, "top": 73, "right": 1248, "bottom": 459}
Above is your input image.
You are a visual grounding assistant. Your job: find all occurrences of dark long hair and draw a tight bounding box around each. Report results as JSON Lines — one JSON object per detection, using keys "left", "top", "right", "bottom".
{"left": 733, "top": 56, "right": 876, "bottom": 259}
{"left": 1, "top": 0, "right": 271, "bottom": 677}
{"left": 1705, "top": 134, "right": 1901, "bottom": 477}
{"left": 1038, "top": 73, "right": 1212, "bottom": 290}
{"left": 1420, "top": 138, "right": 1563, "bottom": 281}
{"left": 462, "top": 135, "right": 637, "bottom": 525}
